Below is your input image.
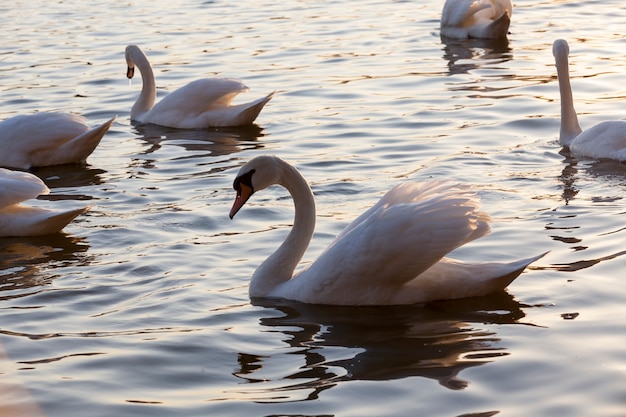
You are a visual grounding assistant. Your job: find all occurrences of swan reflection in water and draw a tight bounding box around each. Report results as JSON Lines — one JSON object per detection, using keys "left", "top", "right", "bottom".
{"left": 441, "top": 37, "right": 511, "bottom": 76}
{"left": 132, "top": 123, "right": 267, "bottom": 159}
{"left": 232, "top": 294, "right": 529, "bottom": 401}
{"left": 544, "top": 149, "right": 626, "bottom": 273}
{"left": 0, "top": 234, "right": 90, "bottom": 300}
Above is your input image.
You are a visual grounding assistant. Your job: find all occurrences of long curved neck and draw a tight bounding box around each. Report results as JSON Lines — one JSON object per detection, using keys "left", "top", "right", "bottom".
{"left": 555, "top": 50, "right": 582, "bottom": 146}
{"left": 129, "top": 48, "right": 156, "bottom": 118}
{"left": 250, "top": 163, "right": 316, "bottom": 298}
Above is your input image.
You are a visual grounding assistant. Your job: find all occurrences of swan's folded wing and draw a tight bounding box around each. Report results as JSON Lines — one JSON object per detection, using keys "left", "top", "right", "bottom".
{"left": 0, "top": 113, "right": 88, "bottom": 150}
{"left": 303, "top": 181, "right": 490, "bottom": 292}
{"left": 570, "top": 121, "right": 626, "bottom": 161}
{"left": 334, "top": 181, "right": 477, "bottom": 240}
{"left": 491, "top": 0, "right": 512, "bottom": 18}
{"left": 152, "top": 78, "right": 250, "bottom": 116}
{"left": 441, "top": 0, "right": 491, "bottom": 27}
{"left": 0, "top": 169, "right": 49, "bottom": 209}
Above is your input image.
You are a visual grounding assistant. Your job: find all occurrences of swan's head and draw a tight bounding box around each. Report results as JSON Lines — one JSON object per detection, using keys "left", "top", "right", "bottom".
{"left": 125, "top": 45, "right": 141, "bottom": 79}
{"left": 552, "top": 39, "right": 569, "bottom": 61}
{"left": 229, "top": 156, "right": 284, "bottom": 219}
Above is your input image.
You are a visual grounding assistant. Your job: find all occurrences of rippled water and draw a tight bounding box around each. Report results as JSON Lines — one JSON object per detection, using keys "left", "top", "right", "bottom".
{"left": 1, "top": 0, "right": 625, "bottom": 416}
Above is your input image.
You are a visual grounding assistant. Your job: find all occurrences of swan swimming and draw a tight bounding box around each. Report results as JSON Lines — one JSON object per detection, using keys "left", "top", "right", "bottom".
{"left": 440, "top": 0, "right": 512, "bottom": 39}
{"left": 0, "top": 168, "right": 89, "bottom": 237}
{"left": 229, "top": 155, "right": 544, "bottom": 306}
{"left": 553, "top": 39, "right": 626, "bottom": 161}
{"left": 125, "top": 45, "right": 274, "bottom": 128}
{"left": 0, "top": 113, "right": 115, "bottom": 170}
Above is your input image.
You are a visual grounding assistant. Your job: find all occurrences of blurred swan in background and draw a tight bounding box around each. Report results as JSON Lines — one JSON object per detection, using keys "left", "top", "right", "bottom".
{"left": 553, "top": 39, "right": 626, "bottom": 161}
{"left": 125, "top": 45, "right": 274, "bottom": 128}
{"left": 0, "top": 168, "right": 89, "bottom": 237}
{"left": 0, "top": 113, "right": 115, "bottom": 170}
{"left": 229, "top": 155, "right": 545, "bottom": 306}
{"left": 440, "top": 0, "right": 512, "bottom": 39}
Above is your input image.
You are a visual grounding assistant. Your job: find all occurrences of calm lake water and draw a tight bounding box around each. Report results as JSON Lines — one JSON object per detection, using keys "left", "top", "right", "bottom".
{"left": 1, "top": 0, "right": 625, "bottom": 416}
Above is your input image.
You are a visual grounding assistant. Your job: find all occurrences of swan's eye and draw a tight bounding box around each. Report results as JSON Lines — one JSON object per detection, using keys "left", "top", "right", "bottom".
{"left": 233, "top": 169, "right": 255, "bottom": 196}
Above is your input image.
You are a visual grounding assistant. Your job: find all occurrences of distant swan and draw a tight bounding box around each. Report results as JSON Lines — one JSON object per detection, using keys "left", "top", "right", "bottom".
{"left": 440, "top": 0, "right": 512, "bottom": 39}
{"left": 0, "top": 113, "right": 115, "bottom": 170}
{"left": 229, "top": 155, "right": 544, "bottom": 306}
{"left": 553, "top": 39, "right": 626, "bottom": 161}
{"left": 125, "top": 45, "right": 274, "bottom": 128}
{"left": 0, "top": 168, "right": 89, "bottom": 237}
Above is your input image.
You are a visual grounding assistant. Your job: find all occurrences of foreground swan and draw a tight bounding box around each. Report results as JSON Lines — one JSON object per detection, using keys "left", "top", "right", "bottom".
{"left": 125, "top": 45, "right": 274, "bottom": 128}
{"left": 440, "top": 0, "right": 512, "bottom": 39}
{"left": 0, "top": 113, "right": 115, "bottom": 170}
{"left": 0, "top": 168, "right": 89, "bottom": 237}
{"left": 553, "top": 39, "right": 626, "bottom": 161}
{"left": 229, "top": 156, "right": 544, "bottom": 305}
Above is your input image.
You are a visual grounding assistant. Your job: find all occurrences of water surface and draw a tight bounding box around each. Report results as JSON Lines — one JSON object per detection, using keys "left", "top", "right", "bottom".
{"left": 1, "top": 1, "right": 625, "bottom": 416}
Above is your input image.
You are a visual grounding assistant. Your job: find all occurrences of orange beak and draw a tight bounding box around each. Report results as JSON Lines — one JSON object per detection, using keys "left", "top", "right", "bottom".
{"left": 229, "top": 183, "right": 254, "bottom": 219}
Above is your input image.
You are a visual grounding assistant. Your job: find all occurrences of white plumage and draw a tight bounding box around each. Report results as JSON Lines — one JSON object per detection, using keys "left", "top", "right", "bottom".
{"left": 0, "top": 168, "right": 89, "bottom": 237}
{"left": 440, "top": 0, "right": 512, "bottom": 39}
{"left": 229, "top": 155, "right": 544, "bottom": 306}
{"left": 553, "top": 39, "right": 626, "bottom": 161}
{"left": 0, "top": 113, "right": 115, "bottom": 170}
{"left": 125, "top": 45, "right": 274, "bottom": 128}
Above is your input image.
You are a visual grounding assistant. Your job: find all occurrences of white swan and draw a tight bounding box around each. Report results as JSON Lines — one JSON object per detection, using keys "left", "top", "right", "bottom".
{"left": 125, "top": 45, "right": 274, "bottom": 128}
{"left": 229, "top": 155, "right": 545, "bottom": 306}
{"left": 553, "top": 39, "right": 626, "bottom": 161}
{"left": 0, "top": 168, "right": 89, "bottom": 237}
{"left": 0, "top": 113, "right": 115, "bottom": 170}
{"left": 440, "top": 0, "right": 512, "bottom": 39}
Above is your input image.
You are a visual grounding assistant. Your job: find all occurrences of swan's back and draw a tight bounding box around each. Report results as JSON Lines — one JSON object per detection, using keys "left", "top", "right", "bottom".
{"left": 570, "top": 122, "right": 626, "bottom": 161}
{"left": 440, "top": 0, "right": 512, "bottom": 39}
{"left": 276, "top": 181, "right": 492, "bottom": 305}
{"left": 142, "top": 78, "right": 249, "bottom": 127}
{"left": 0, "top": 168, "right": 49, "bottom": 209}
{"left": 0, "top": 112, "right": 114, "bottom": 169}
{"left": 0, "top": 113, "right": 87, "bottom": 145}
{"left": 0, "top": 168, "right": 90, "bottom": 237}
{"left": 152, "top": 78, "right": 249, "bottom": 112}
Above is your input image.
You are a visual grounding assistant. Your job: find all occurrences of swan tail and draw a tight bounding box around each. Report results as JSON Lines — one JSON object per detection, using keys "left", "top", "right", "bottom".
{"left": 405, "top": 252, "right": 548, "bottom": 303}
{"left": 486, "top": 251, "right": 547, "bottom": 290}
{"left": 1, "top": 206, "right": 90, "bottom": 237}
{"left": 59, "top": 116, "right": 116, "bottom": 163}
{"left": 230, "top": 92, "right": 275, "bottom": 126}
{"left": 484, "top": 10, "right": 511, "bottom": 38}
{"left": 36, "top": 206, "right": 91, "bottom": 235}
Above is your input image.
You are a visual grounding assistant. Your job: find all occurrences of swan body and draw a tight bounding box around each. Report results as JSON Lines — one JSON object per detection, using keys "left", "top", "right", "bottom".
{"left": 125, "top": 45, "right": 274, "bottom": 128}
{"left": 553, "top": 39, "right": 626, "bottom": 161}
{"left": 440, "top": 0, "right": 512, "bottom": 39}
{"left": 0, "top": 168, "right": 89, "bottom": 237}
{"left": 229, "top": 155, "right": 544, "bottom": 306}
{"left": 0, "top": 113, "right": 115, "bottom": 170}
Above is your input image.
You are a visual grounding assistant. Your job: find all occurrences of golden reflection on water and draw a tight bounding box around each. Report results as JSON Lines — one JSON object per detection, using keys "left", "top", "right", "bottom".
{"left": 227, "top": 294, "right": 529, "bottom": 402}
{"left": 0, "top": 235, "right": 90, "bottom": 301}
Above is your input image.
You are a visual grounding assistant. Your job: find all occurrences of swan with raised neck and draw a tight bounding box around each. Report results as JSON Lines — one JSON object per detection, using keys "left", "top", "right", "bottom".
{"left": 229, "top": 155, "right": 545, "bottom": 306}
{"left": 125, "top": 45, "right": 274, "bottom": 128}
{"left": 553, "top": 39, "right": 626, "bottom": 161}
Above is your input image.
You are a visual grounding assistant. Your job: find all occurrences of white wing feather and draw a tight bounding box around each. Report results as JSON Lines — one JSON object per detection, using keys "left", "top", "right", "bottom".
{"left": 280, "top": 181, "right": 490, "bottom": 303}
{"left": 0, "top": 168, "right": 49, "bottom": 209}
